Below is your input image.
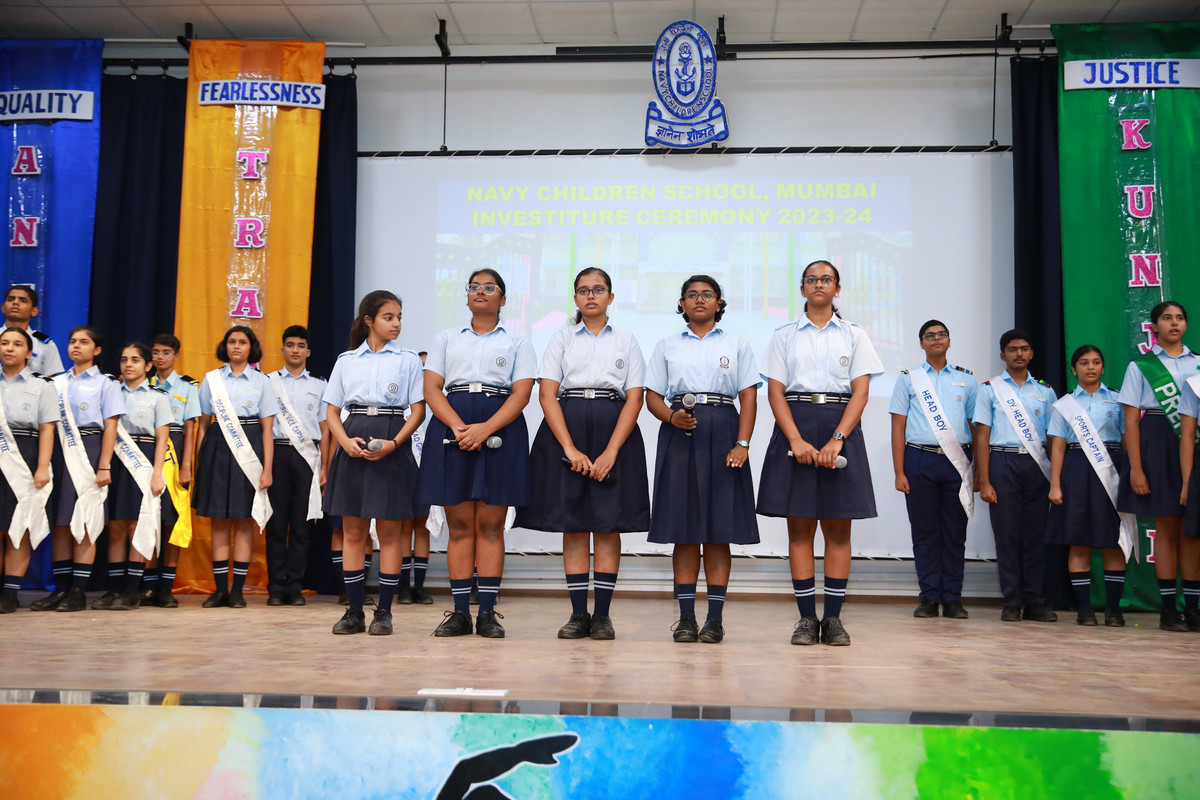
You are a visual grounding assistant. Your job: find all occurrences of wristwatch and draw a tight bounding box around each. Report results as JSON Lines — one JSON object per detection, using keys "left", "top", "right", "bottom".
{"left": 831, "top": 431, "right": 845, "bottom": 441}
{"left": 736, "top": 439, "right": 750, "bottom": 448}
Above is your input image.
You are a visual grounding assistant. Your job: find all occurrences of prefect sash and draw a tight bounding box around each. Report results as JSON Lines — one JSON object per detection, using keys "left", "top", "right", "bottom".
{"left": 52, "top": 374, "right": 105, "bottom": 543}
{"left": 112, "top": 422, "right": 161, "bottom": 559}
{"left": 163, "top": 435, "right": 193, "bottom": 548}
{"left": 269, "top": 372, "right": 322, "bottom": 521}
{"left": 908, "top": 366, "right": 974, "bottom": 517}
{"left": 0, "top": 394, "right": 51, "bottom": 548}
{"left": 1134, "top": 353, "right": 1182, "bottom": 437}
{"left": 989, "top": 375, "right": 1052, "bottom": 480}
{"left": 206, "top": 369, "right": 272, "bottom": 530}
{"left": 1052, "top": 394, "right": 1139, "bottom": 561}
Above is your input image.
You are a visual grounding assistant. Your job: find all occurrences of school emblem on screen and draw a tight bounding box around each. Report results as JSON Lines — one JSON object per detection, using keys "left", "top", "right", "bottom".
{"left": 645, "top": 20, "right": 729, "bottom": 148}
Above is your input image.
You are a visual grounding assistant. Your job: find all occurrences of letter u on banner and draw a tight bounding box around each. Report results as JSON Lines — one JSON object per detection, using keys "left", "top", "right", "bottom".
{"left": 176, "top": 40, "right": 325, "bottom": 377}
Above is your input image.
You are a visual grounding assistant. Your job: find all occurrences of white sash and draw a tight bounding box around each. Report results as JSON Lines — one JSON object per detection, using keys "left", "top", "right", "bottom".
{"left": 908, "top": 366, "right": 974, "bottom": 518}
{"left": 113, "top": 421, "right": 162, "bottom": 559}
{"left": 269, "top": 372, "right": 323, "bottom": 521}
{"left": 1053, "top": 394, "right": 1139, "bottom": 561}
{"left": 0, "top": 389, "right": 52, "bottom": 548}
{"left": 53, "top": 374, "right": 107, "bottom": 544}
{"left": 989, "top": 374, "right": 1052, "bottom": 480}
{"left": 206, "top": 369, "right": 272, "bottom": 530}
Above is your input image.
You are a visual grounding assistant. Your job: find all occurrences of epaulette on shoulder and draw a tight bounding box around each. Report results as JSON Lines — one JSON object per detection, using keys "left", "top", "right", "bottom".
{"left": 31, "top": 330, "right": 50, "bottom": 343}
{"left": 150, "top": 385, "right": 169, "bottom": 395}
{"left": 982, "top": 380, "right": 991, "bottom": 386}
{"left": 954, "top": 365, "right": 973, "bottom": 375}
{"left": 43, "top": 371, "right": 64, "bottom": 381}
{"left": 901, "top": 369, "right": 909, "bottom": 375}
{"left": 1036, "top": 378, "right": 1050, "bottom": 387}
{"left": 104, "top": 372, "right": 120, "bottom": 382}
{"left": 180, "top": 374, "right": 199, "bottom": 385}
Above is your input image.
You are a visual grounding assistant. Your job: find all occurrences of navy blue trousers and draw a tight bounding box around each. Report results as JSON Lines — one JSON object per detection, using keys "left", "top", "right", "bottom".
{"left": 904, "top": 446, "right": 971, "bottom": 604}
{"left": 987, "top": 450, "right": 1049, "bottom": 607}
{"left": 265, "top": 442, "right": 315, "bottom": 594}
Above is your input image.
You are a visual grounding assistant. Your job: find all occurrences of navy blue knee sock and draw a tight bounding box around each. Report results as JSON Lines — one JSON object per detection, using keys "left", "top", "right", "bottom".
{"left": 343, "top": 568, "right": 366, "bottom": 612}
{"left": 823, "top": 577, "right": 847, "bottom": 620}
{"left": 378, "top": 572, "right": 400, "bottom": 610}
{"left": 706, "top": 584, "right": 727, "bottom": 622}
{"left": 123, "top": 561, "right": 144, "bottom": 596}
{"left": 399, "top": 557, "right": 413, "bottom": 591}
{"left": 1069, "top": 571, "right": 1093, "bottom": 611}
{"left": 211, "top": 559, "right": 229, "bottom": 591}
{"left": 51, "top": 560, "right": 72, "bottom": 592}
{"left": 230, "top": 561, "right": 249, "bottom": 595}
{"left": 793, "top": 577, "right": 816, "bottom": 618}
{"left": 1103, "top": 570, "right": 1125, "bottom": 611}
{"left": 450, "top": 578, "right": 473, "bottom": 614}
{"left": 1159, "top": 579, "right": 1178, "bottom": 613}
{"left": 593, "top": 571, "right": 617, "bottom": 617}
{"left": 413, "top": 556, "right": 429, "bottom": 589}
{"left": 566, "top": 572, "right": 589, "bottom": 615}
{"left": 477, "top": 576, "right": 501, "bottom": 612}
{"left": 675, "top": 583, "right": 697, "bottom": 620}
{"left": 1182, "top": 580, "right": 1200, "bottom": 612}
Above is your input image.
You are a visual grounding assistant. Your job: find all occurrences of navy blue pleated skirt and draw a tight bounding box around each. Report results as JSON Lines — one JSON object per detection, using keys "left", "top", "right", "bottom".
{"left": 324, "top": 414, "right": 418, "bottom": 522}
{"left": 0, "top": 432, "right": 44, "bottom": 527}
{"left": 1046, "top": 446, "right": 1122, "bottom": 548}
{"left": 756, "top": 401, "right": 877, "bottom": 519}
{"left": 647, "top": 402, "right": 759, "bottom": 545}
{"left": 193, "top": 418, "right": 264, "bottom": 520}
{"left": 516, "top": 395, "right": 651, "bottom": 534}
{"left": 1117, "top": 413, "right": 1183, "bottom": 517}
{"left": 416, "top": 392, "right": 531, "bottom": 508}
{"left": 108, "top": 438, "right": 178, "bottom": 528}
{"left": 50, "top": 429, "right": 102, "bottom": 528}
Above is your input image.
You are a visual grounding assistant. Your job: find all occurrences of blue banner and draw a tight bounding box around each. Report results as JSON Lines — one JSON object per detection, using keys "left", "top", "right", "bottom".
{"left": 1, "top": 38, "right": 102, "bottom": 360}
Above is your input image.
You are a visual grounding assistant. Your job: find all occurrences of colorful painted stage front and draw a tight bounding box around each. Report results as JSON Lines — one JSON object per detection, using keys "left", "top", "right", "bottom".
{"left": 1, "top": 594, "right": 1198, "bottom": 797}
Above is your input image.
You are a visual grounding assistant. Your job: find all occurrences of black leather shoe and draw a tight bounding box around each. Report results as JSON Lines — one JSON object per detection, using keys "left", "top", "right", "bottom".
{"left": 913, "top": 600, "right": 939, "bottom": 618}
{"left": 228, "top": 592, "right": 247, "bottom": 608}
{"left": 1022, "top": 604, "right": 1058, "bottom": 623}
{"left": 395, "top": 586, "right": 413, "bottom": 605}
{"left": 1160, "top": 609, "right": 1188, "bottom": 632}
{"left": 91, "top": 591, "right": 119, "bottom": 610}
{"left": 0, "top": 591, "right": 19, "bottom": 613}
{"left": 110, "top": 593, "right": 139, "bottom": 611}
{"left": 412, "top": 586, "right": 434, "bottom": 605}
{"left": 557, "top": 612, "right": 591, "bottom": 639}
{"left": 332, "top": 608, "right": 366, "bottom": 635}
{"left": 589, "top": 614, "right": 615, "bottom": 640}
{"left": 202, "top": 591, "right": 230, "bottom": 608}
{"left": 1000, "top": 605, "right": 1022, "bottom": 622}
{"left": 671, "top": 616, "right": 699, "bottom": 643}
{"left": 476, "top": 609, "right": 506, "bottom": 639}
{"left": 1186, "top": 608, "right": 1200, "bottom": 633}
{"left": 267, "top": 592, "right": 286, "bottom": 606}
{"left": 138, "top": 587, "right": 157, "bottom": 607}
{"left": 30, "top": 589, "right": 67, "bottom": 611}
{"left": 1076, "top": 609, "right": 1098, "bottom": 626}
{"left": 155, "top": 588, "right": 179, "bottom": 608}
{"left": 942, "top": 601, "right": 969, "bottom": 619}
{"left": 286, "top": 591, "right": 306, "bottom": 606}
{"left": 820, "top": 616, "right": 851, "bottom": 646}
{"left": 791, "top": 616, "right": 819, "bottom": 645}
{"left": 698, "top": 617, "right": 725, "bottom": 643}
{"left": 56, "top": 587, "right": 86, "bottom": 612}
{"left": 368, "top": 607, "right": 393, "bottom": 635}
{"left": 434, "top": 609, "right": 473, "bottom": 637}
{"left": 1104, "top": 608, "right": 1125, "bottom": 627}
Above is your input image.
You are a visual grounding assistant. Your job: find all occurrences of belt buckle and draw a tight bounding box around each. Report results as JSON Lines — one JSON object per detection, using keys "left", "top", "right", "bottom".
{"left": 365, "top": 405, "right": 379, "bottom": 416}
{"left": 468, "top": 382, "right": 483, "bottom": 394}
{"left": 812, "top": 393, "right": 827, "bottom": 405}
{"left": 583, "top": 388, "right": 596, "bottom": 399}
{"left": 935, "top": 446, "right": 944, "bottom": 455}
{"left": 696, "top": 393, "right": 708, "bottom": 405}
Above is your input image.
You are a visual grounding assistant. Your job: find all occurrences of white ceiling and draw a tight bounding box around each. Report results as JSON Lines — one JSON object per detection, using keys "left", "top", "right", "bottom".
{"left": 1, "top": 0, "right": 1198, "bottom": 50}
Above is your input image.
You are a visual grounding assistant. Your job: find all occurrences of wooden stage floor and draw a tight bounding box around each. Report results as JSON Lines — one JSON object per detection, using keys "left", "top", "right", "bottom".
{"left": 3, "top": 591, "right": 1198, "bottom": 722}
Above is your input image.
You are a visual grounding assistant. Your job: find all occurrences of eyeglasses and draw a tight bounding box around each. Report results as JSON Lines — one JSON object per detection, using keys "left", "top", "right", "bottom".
{"left": 466, "top": 283, "right": 501, "bottom": 295}
{"left": 803, "top": 276, "right": 836, "bottom": 287}
{"left": 921, "top": 331, "right": 949, "bottom": 341}
{"left": 684, "top": 291, "right": 717, "bottom": 301}
{"left": 575, "top": 287, "right": 609, "bottom": 298}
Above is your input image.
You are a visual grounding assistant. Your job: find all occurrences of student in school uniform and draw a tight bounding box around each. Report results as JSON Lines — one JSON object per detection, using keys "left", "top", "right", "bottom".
{"left": 973, "top": 328, "right": 1058, "bottom": 623}
{"left": 192, "top": 326, "right": 277, "bottom": 609}
{"left": 418, "top": 269, "right": 536, "bottom": 639}
{"left": 324, "top": 291, "right": 425, "bottom": 636}
{"left": 646, "top": 274, "right": 759, "bottom": 645}
{"left": 1047, "top": 345, "right": 1128, "bottom": 627}
{"left": 758, "top": 260, "right": 882, "bottom": 646}
{"left": 516, "top": 268, "right": 651, "bottom": 640}
{"left": 94, "top": 342, "right": 170, "bottom": 611}
{"left": 1118, "top": 301, "right": 1200, "bottom": 631}
{"left": 144, "top": 334, "right": 200, "bottom": 607}
{"left": 0, "top": 327, "right": 57, "bottom": 613}
{"left": 29, "top": 326, "right": 125, "bottom": 612}
{"left": 399, "top": 350, "right": 434, "bottom": 606}
{"left": 3, "top": 284, "right": 64, "bottom": 378}
{"left": 888, "top": 320, "right": 977, "bottom": 621}
{"left": 1179, "top": 366, "right": 1200, "bottom": 631}
{"left": 265, "top": 325, "right": 328, "bottom": 607}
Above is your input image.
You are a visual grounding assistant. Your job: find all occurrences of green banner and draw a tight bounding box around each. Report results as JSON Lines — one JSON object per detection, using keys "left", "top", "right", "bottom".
{"left": 1055, "top": 22, "right": 1200, "bottom": 610}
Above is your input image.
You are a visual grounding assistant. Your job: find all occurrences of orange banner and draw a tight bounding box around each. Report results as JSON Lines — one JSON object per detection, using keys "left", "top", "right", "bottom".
{"left": 174, "top": 39, "right": 325, "bottom": 592}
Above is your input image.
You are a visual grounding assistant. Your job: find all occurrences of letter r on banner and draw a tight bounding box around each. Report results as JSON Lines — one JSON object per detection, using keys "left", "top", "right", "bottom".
{"left": 231, "top": 288, "right": 263, "bottom": 319}
{"left": 236, "top": 150, "right": 268, "bottom": 179}
{"left": 12, "top": 146, "right": 41, "bottom": 175}
{"left": 10, "top": 217, "right": 40, "bottom": 247}
{"left": 234, "top": 217, "right": 266, "bottom": 247}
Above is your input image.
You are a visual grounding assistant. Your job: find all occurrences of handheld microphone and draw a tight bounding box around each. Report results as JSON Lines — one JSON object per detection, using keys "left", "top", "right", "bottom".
{"left": 787, "top": 450, "right": 847, "bottom": 469}
{"left": 560, "top": 457, "right": 618, "bottom": 485}
{"left": 367, "top": 439, "right": 385, "bottom": 452}
{"left": 443, "top": 436, "right": 503, "bottom": 449}
{"left": 681, "top": 393, "right": 697, "bottom": 437}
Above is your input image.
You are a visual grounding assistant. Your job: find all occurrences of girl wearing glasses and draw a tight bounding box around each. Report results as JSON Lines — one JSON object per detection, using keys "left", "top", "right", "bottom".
{"left": 645, "top": 275, "right": 760, "bottom": 644}
{"left": 516, "top": 268, "right": 650, "bottom": 640}
{"left": 418, "top": 268, "right": 536, "bottom": 639}
{"left": 757, "top": 259, "right": 883, "bottom": 646}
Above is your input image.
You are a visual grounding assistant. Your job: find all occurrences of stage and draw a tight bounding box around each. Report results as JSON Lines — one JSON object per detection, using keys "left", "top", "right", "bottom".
{"left": 2, "top": 592, "right": 1199, "bottom": 797}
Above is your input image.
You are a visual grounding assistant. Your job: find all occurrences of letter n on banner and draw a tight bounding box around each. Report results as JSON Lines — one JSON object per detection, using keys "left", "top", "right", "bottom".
{"left": 176, "top": 40, "right": 324, "bottom": 379}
